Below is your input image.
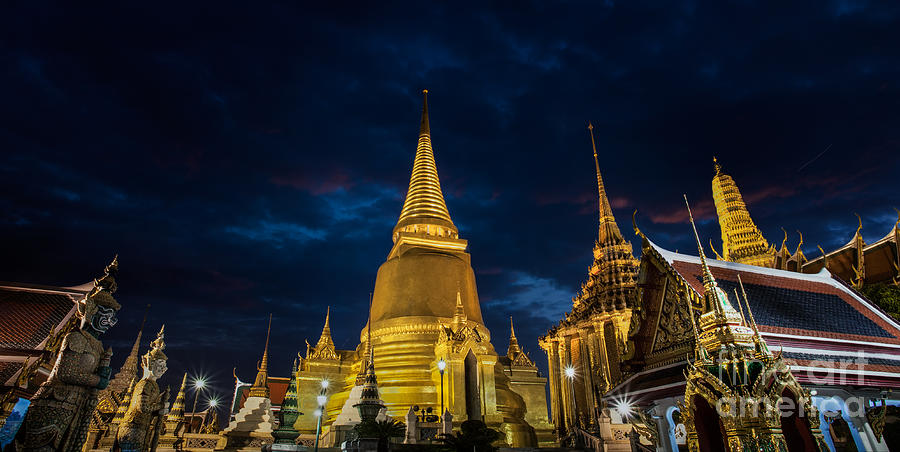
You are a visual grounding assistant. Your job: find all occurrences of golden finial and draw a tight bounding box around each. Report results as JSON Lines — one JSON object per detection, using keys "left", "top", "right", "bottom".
{"left": 854, "top": 213, "right": 863, "bottom": 237}
{"left": 419, "top": 89, "right": 430, "bottom": 137}
{"left": 737, "top": 274, "right": 765, "bottom": 348}
{"left": 732, "top": 289, "right": 747, "bottom": 327}
{"left": 713, "top": 156, "right": 722, "bottom": 175}
{"left": 894, "top": 208, "right": 900, "bottom": 226}
{"left": 780, "top": 227, "right": 788, "bottom": 251}
{"left": 509, "top": 316, "right": 516, "bottom": 339}
{"left": 260, "top": 314, "right": 272, "bottom": 370}
{"left": 631, "top": 210, "right": 644, "bottom": 238}
{"left": 709, "top": 239, "right": 723, "bottom": 260}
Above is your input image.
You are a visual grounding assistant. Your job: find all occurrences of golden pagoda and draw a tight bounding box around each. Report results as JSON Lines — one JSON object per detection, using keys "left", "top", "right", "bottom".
{"left": 539, "top": 123, "right": 639, "bottom": 445}
{"left": 711, "top": 157, "right": 775, "bottom": 267}
{"left": 286, "top": 91, "right": 553, "bottom": 448}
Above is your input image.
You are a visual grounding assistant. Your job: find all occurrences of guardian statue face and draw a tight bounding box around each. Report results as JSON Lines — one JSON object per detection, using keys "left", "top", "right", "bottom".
{"left": 148, "top": 357, "right": 168, "bottom": 381}
{"left": 90, "top": 305, "right": 118, "bottom": 334}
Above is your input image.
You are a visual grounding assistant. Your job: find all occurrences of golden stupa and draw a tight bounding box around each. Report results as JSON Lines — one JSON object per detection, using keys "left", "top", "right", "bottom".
{"left": 288, "top": 91, "right": 553, "bottom": 447}
{"left": 711, "top": 157, "right": 775, "bottom": 266}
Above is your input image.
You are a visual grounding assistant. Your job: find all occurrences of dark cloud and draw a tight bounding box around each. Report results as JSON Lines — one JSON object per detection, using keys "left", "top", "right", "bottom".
{"left": 2, "top": 0, "right": 899, "bottom": 403}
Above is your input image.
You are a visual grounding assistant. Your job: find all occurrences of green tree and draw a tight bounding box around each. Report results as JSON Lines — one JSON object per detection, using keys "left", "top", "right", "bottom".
{"left": 860, "top": 283, "right": 900, "bottom": 320}
{"left": 438, "top": 420, "right": 501, "bottom": 452}
{"left": 353, "top": 419, "right": 406, "bottom": 452}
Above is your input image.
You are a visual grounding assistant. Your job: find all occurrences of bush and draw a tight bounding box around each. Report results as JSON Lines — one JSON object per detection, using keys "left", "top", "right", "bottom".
{"left": 438, "top": 420, "right": 501, "bottom": 452}
{"left": 859, "top": 283, "right": 900, "bottom": 320}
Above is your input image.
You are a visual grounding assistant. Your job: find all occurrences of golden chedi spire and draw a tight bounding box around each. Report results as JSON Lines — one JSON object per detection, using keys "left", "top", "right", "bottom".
{"left": 248, "top": 314, "right": 272, "bottom": 398}
{"left": 372, "top": 91, "right": 482, "bottom": 327}
{"left": 711, "top": 157, "right": 774, "bottom": 267}
{"left": 394, "top": 89, "right": 457, "bottom": 239}
{"left": 166, "top": 372, "right": 188, "bottom": 425}
{"left": 571, "top": 123, "right": 639, "bottom": 316}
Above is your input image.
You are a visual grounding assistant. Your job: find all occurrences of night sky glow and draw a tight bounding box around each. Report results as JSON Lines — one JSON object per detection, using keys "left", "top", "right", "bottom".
{"left": 2, "top": 1, "right": 899, "bottom": 406}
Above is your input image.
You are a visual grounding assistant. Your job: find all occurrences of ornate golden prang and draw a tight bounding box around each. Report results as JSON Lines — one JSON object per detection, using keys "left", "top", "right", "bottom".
{"left": 308, "top": 307, "right": 339, "bottom": 361}
{"left": 711, "top": 158, "right": 775, "bottom": 267}
{"left": 507, "top": 318, "right": 535, "bottom": 367}
{"left": 11, "top": 257, "right": 121, "bottom": 452}
{"left": 115, "top": 326, "right": 169, "bottom": 452}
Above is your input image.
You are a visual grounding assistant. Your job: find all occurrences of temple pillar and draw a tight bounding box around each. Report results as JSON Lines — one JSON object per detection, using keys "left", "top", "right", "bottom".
{"left": 558, "top": 337, "right": 575, "bottom": 430}
{"left": 577, "top": 328, "right": 597, "bottom": 427}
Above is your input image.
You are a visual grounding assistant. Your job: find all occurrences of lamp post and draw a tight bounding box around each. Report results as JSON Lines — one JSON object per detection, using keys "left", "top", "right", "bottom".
{"left": 564, "top": 365, "right": 578, "bottom": 430}
{"left": 188, "top": 377, "right": 206, "bottom": 433}
{"left": 313, "top": 379, "right": 329, "bottom": 452}
{"left": 437, "top": 358, "right": 446, "bottom": 415}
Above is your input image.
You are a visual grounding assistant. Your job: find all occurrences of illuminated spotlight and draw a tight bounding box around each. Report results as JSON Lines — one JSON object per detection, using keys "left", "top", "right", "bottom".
{"left": 320, "top": 379, "right": 330, "bottom": 389}
{"left": 193, "top": 377, "right": 207, "bottom": 390}
{"left": 208, "top": 398, "right": 219, "bottom": 408}
{"left": 613, "top": 396, "right": 634, "bottom": 419}
{"left": 313, "top": 409, "right": 322, "bottom": 418}
{"left": 437, "top": 359, "right": 446, "bottom": 372}
{"left": 316, "top": 395, "right": 328, "bottom": 406}
{"left": 564, "top": 366, "right": 576, "bottom": 379}
{"left": 810, "top": 390, "right": 818, "bottom": 396}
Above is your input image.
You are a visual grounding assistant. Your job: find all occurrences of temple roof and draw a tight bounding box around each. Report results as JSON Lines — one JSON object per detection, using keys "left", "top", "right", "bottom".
{"left": 646, "top": 239, "right": 900, "bottom": 344}
{"left": 0, "top": 282, "right": 86, "bottom": 386}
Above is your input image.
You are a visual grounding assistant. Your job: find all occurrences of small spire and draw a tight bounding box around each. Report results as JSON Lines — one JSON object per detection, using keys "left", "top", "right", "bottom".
{"left": 507, "top": 316, "right": 522, "bottom": 358}
{"left": 420, "top": 89, "right": 430, "bottom": 137}
{"left": 713, "top": 156, "right": 722, "bottom": 175}
{"left": 249, "top": 314, "right": 272, "bottom": 398}
{"left": 737, "top": 274, "right": 769, "bottom": 354}
{"left": 355, "top": 292, "right": 384, "bottom": 420}
{"left": 452, "top": 289, "right": 467, "bottom": 328}
{"left": 166, "top": 372, "right": 188, "bottom": 424}
{"left": 587, "top": 122, "right": 623, "bottom": 245}
{"left": 684, "top": 195, "right": 719, "bottom": 309}
{"left": 315, "top": 307, "right": 336, "bottom": 352}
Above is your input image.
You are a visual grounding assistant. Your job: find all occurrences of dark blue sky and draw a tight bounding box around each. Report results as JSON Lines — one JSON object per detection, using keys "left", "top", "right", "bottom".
{"left": 2, "top": 1, "right": 899, "bottom": 408}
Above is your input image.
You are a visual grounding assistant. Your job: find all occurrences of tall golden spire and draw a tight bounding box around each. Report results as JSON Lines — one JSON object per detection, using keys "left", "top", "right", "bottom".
{"left": 570, "top": 123, "right": 638, "bottom": 316}
{"left": 685, "top": 195, "right": 754, "bottom": 352}
{"left": 711, "top": 157, "right": 774, "bottom": 267}
{"left": 588, "top": 122, "right": 623, "bottom": 244}
{"left": 394, "top": 90, "right": 457, "bottom": 238}
{"left": 248, "top": 314, "right": 272, "bottom": 398}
